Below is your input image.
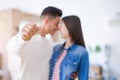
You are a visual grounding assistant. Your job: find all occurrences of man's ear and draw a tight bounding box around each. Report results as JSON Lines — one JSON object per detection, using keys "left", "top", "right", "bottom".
{"left": 45, "top": 17, "right": 49, "bottom": 24}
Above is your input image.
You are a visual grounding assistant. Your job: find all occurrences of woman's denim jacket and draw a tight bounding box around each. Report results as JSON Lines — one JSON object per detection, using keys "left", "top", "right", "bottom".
{"left": 49, "top": 43, "right": 89, "bottom": 80}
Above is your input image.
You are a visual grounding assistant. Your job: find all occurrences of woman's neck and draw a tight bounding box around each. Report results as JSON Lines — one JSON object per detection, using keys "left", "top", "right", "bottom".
{"left": 64, "top": 38, "right": 73, "bottom": 49}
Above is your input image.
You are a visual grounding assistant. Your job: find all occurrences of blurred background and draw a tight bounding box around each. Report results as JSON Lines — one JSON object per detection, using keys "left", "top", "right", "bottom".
{"left": 0, "top": 0, "right": 120, "bottom": 80}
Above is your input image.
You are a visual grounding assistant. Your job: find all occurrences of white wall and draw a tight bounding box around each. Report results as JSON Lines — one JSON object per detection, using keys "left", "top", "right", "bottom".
{"left": 83, "top": 15, "right": 120, "bottom": 77}
{"left": 107, "top": 25, "right": 120, "bottom": 77}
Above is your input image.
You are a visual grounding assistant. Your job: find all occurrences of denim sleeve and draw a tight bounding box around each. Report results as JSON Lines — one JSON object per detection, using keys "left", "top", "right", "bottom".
{"left": 78, "top": 51, "right": 89, "bottom": 80}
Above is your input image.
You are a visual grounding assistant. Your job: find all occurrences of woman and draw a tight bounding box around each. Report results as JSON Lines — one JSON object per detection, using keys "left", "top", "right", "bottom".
{"left": 49, "top": 15, "right": 89, "bottom": 80}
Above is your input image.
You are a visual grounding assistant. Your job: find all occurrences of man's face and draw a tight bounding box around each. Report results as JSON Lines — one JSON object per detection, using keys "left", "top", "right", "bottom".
{"left": 46, "top": 16, "right": 60, "bottom": 35}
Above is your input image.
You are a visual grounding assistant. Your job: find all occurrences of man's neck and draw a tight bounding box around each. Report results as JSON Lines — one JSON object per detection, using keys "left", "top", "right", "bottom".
{"left": 38, "top": 23, "right": 46, "bottom": 37}
{"left": 39, "top": 28, "right": 46, "bottom": 37}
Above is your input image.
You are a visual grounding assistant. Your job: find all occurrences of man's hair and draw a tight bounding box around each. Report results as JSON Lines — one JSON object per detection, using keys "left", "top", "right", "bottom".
{"left": 41, "top": 6, "right": 62, "bottom": 19}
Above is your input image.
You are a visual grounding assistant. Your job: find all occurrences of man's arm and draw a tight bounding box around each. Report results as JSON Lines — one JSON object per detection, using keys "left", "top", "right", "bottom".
{"left": 7, "top": 33, "right": 27, "bottom": 55}
{"left": 6, "top": 22, "right": 39, "bottom": 55}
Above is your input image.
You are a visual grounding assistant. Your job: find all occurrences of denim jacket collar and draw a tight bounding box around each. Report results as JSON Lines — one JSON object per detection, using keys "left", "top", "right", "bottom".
{"left": 60, "top": 42, "right": 76, "bottom": 51}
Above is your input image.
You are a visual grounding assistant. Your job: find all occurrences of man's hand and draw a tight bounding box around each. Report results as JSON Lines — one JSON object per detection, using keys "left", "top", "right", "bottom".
{"left": 21, "top": 23, "right": 39, "bottom": 41}
{"left": 70, "top": 71, "right": 78, "bottom": 80}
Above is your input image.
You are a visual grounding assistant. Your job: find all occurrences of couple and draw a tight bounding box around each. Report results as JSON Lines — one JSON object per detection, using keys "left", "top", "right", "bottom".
{"left": 7, "top": 6, "right": 89, "bottom": 80}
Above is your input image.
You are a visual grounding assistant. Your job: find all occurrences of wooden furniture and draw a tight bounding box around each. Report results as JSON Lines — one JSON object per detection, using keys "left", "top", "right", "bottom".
{"left": 89, "top": 65, "right": 102, "bottom": 80}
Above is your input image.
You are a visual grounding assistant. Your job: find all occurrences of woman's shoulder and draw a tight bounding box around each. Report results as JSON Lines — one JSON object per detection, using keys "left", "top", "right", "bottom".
{"left": 54, "top": 43, "right": 63, "bottom": 51}
{"left": 54, "top": 43, "right": 62, "bottom": 48}
{"left": 74, "top": 44, "right": 88, "bottom": 55}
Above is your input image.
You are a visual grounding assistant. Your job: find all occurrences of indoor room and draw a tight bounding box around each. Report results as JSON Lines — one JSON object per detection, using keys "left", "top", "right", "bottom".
{"left": 0, "top": 0, "right": 120, "bottom": 80}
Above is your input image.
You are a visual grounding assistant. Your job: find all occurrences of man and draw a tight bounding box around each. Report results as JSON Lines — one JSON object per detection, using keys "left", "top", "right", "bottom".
{"left": 7, "top": 6, "right": 62, "bottom": 80}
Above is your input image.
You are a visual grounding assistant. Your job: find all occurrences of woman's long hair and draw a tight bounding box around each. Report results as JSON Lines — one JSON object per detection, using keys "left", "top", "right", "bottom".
{"left": 62, "top": 15, "right": 86, "bottom": 48}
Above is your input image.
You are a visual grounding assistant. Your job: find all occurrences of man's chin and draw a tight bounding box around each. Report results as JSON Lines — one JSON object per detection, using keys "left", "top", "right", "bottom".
{"left": 50, "top": 32, "right": 54, "bottom": 36}
{"left": 50, "top": 31, "right": 56, "bottom": 35}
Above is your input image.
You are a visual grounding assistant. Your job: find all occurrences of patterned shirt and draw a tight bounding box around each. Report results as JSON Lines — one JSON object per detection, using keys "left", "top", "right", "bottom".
{"left": 52, "top": 49, "right": 67, "bottom": 80}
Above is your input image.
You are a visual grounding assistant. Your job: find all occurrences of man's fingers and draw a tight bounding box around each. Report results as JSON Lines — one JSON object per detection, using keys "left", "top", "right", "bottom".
{"left": 23, "top": 24, "right": 39, "bottom": 33}
{"left": 22, "top": 29, "right": 32, "bottom": 37}
{"left": 26, "top": 24, "right": 39, "bottom": 33}
{"left": 22, "top": 27, "right": 30, "bottom": 33}
{"left": 21, "top": 23, "right": 39, "bottom": 41}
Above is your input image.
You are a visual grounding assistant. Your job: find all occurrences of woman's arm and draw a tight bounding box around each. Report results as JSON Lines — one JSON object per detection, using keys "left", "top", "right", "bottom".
{"left": 78, "top": 51, "right": 89, "bottom": 80}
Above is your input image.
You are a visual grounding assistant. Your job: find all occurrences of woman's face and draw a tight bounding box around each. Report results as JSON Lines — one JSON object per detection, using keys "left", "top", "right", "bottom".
{"left": 59, "top": 21, "right": 69, "bottom": 39}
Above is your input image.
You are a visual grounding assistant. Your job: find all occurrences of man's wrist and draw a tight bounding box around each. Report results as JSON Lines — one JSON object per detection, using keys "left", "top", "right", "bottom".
{"left": 22, "top": 36, "right": 31, "bottom": 41}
